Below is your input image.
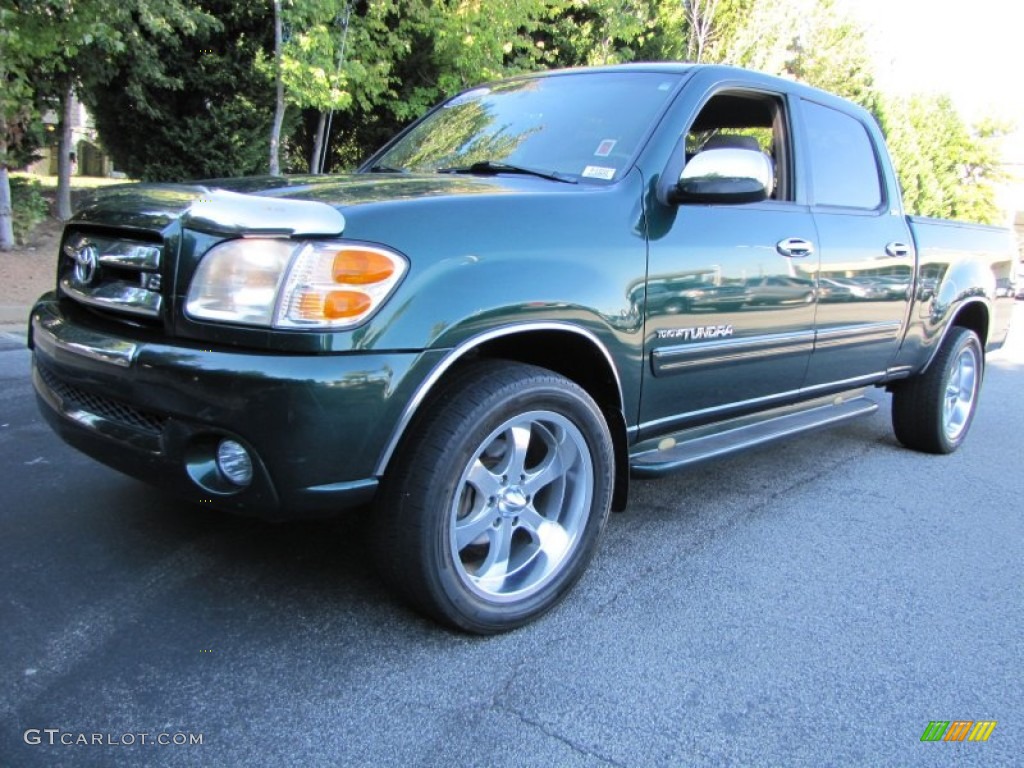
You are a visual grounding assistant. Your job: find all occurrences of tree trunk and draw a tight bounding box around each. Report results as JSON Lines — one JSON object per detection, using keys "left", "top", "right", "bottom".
{"left": 0, "top": 165, "right": 14, "bottom": 251}
{"left": 0, "top": 112, "right": 13, "bottom": 250}
{"left": 56, "top": 79, "right": 74, "bottom": 220}
{"left": 686, "top": 0, "right": 719, "bottom": 63}
{"left": 269, "top": 0, "right": 285, "bottom": 176}
{"left": 310, "top": 111, "right": 326, "bottom": 174}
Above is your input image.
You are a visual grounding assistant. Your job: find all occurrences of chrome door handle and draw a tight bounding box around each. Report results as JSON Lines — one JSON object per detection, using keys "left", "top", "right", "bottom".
{"left": 885, "top": 241, "right": 910, "bottom": 258}
{"left": 777, "top": 238, "right": 815, "bottom": 258}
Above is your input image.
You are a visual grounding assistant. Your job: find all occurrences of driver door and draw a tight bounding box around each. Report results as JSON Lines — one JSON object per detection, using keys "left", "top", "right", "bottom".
{"left": 639, "top": 87, "right": 818, "bottom": 436}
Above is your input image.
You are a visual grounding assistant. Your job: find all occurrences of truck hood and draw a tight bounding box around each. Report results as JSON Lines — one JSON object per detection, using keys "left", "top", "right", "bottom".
{"left": 71, "top": 173, "right": 560, "bottom": 236}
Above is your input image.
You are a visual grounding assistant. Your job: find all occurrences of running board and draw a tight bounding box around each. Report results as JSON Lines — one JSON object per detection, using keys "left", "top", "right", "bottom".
{"left": 630, "top": 394, "right": 878, "bottom": 477}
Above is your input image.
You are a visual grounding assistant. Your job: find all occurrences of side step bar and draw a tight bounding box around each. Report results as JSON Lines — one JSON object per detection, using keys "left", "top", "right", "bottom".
{"left": 630, "top": 394, "right": 878, "bottom": 477}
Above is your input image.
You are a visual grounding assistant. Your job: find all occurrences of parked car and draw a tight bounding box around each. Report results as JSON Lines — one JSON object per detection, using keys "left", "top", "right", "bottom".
{"left": 829, "top": 276, "right": 888, "bottom": 301}
{"left": 817, "top": 277, "right": 855, "bottom": 302}
{"left": 863, "top": 275, "right": 912, "bottom": 300}
{"left": 646, "top": 280, "right": 749, "bottom": 313}
{"left": 744, "top": 276, "right": 816, "bottom": 305}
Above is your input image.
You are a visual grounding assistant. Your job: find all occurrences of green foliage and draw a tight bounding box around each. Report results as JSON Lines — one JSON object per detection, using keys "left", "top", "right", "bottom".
{"left": 299, "top": 0, "right": 563, "bottom": 171}
{"left": 648, "top": 0, "right": 1000, "bottom": 224}
{"left": 879, "top": 95, "right": 1004, "bottom": 224}
{"left": 539, "top": 0, "right": 676, "bottom": 66}
{"left": 1, "top": 0, "right": 1007, "bottom": 227}
{"left": 83, "top": 2, "right": 276, "bottom": 180}
{"left": 707, "top": 0, "right": 879, "bottom": 110}
{"left": 783, "top": 1, "right": 879, "bottom": 112}
{"left": 10, "top": 176, "right": 49, "bottom": 245}
{"left": 273, "top": 1, "right": 416, "bottom": 113}
{"left": 1, "top": 4, "right": 54, "bottom": 179}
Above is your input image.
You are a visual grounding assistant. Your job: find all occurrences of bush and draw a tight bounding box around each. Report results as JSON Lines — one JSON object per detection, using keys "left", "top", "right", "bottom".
{"left": 10, "top": 177, "right": 49, "bottom": 245}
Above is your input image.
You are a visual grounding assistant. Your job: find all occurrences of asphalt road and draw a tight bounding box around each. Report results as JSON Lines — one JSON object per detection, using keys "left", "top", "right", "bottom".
{"left": 1, "top": 309, "right": 1022, "bottom": 767}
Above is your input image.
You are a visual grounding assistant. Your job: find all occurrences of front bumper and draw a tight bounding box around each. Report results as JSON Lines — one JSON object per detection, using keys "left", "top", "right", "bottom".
{"left": 29, "top": 297, "right": 439, "bottom": 520}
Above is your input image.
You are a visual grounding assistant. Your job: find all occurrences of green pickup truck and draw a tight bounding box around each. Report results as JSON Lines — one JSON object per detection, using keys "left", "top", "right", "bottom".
{"left": 29, "top": 64, "right": 1018, "bottom": 632}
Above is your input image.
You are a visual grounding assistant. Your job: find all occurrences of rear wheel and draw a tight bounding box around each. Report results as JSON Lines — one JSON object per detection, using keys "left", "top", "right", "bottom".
{"left": 373, "top": 361, "right": 615, "bottom": 633}
{"left": 891, "top": 327, "right": 983, "bottom": 454}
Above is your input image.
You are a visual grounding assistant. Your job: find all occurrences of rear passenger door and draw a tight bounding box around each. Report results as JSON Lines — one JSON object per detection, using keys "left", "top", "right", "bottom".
{"left": 799, "top": 99, "right": 915, "bottom": 387}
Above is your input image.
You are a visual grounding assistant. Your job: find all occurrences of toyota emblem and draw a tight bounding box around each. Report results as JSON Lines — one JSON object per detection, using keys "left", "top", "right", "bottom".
{"left": 72, "top": 244, "right": 99, "bottom": 285}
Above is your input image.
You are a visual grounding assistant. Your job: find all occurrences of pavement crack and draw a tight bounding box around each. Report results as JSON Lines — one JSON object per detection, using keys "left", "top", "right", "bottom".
{"left": 500, "top": 705, "right": 626, "bottom": 767}
{"left": 486, "top": 652, "right": 624, "bottom": 767}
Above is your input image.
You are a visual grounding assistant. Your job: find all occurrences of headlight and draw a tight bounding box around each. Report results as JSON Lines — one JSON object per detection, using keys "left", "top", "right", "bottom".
{"left": 185, "top": 239, "right": 408, "bottom": 329}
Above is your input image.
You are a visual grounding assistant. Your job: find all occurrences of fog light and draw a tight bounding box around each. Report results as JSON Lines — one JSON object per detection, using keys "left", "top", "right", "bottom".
{"left": 216, "top": 439, "right": 253, "bottom": 487}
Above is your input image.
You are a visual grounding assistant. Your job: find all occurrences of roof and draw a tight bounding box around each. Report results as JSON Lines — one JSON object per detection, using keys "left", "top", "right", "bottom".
{"left": 510, "top": 62, "right": 865, "bottom": 116}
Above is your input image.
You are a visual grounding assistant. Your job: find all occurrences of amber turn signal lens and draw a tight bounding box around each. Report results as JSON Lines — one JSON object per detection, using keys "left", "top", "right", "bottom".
{"left": 323, "top": 290, "right": 372, "bottom": 319}
{"left": 332, "top": 249, "right": 395, "bottom": 285}
{"left": 294, "top": 290, "right": 372, "bottom": 320}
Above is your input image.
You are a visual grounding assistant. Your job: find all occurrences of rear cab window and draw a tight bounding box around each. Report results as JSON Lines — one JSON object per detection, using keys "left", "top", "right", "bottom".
{"left": 801, "top": 100, "right": 883, "bottom": 209}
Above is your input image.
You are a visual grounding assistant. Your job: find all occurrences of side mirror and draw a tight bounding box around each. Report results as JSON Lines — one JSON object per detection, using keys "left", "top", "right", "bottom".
{"left": 675, "top": 148, "right": 773, "bottom": 204}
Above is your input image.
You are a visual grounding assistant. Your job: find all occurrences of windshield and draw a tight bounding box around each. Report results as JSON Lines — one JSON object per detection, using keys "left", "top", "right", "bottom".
{"left": 368, "top": 71, "right": 683, "bottom": 182}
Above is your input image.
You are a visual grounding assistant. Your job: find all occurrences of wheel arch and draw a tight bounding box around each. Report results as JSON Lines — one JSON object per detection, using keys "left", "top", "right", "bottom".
{"left": 950, "top": 300, "right": 990, "bottom": 349}
{"left": 375, "top": 323, "right": 630, "bottom": 511}
{"left": 922, "top": 299, "right": 990, "bottom": 373}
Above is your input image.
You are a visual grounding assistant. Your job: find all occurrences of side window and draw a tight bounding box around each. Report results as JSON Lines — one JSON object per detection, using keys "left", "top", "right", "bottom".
{"left": 685, "top": 91, "right": 792, "bottom": 201}
{"left": 802, "top": 100, "right": 882, "bottom": 209}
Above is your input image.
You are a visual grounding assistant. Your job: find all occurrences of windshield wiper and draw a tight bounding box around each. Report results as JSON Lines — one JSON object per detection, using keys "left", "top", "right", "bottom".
{"left": 437, "top": 161, "right": 577, "bottom": 184}
{"left": 366, "top": 164, "right": 407, "bottom": 173}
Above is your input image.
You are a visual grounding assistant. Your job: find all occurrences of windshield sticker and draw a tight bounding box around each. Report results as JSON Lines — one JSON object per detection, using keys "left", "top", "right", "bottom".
{"left": 595, "top": 140, "right": 617, "bottom": 157}
{"left": 445, "top": 87, "right": 491, "bottom": 108}
{"left": 582, "top": 165, "right": 616, "bottom": 180}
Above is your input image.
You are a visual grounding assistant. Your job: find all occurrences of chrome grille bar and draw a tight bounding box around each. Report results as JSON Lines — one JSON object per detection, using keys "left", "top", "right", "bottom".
{"left": 60, "top": 278, "right": 163, "bottom": 317}
{"left": 63, "top": 234, "right": 161, "bottom": 270}
{"left": 61, "top": 232, "right": 164, "bottom": 319}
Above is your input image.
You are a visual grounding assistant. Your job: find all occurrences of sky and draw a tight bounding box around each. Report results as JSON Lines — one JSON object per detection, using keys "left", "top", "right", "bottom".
{"left": 837, "top": 0, "right": 1023, "bottom": 124}
{"left": 836, "top": 0, "right": 1024, "bottom": 212}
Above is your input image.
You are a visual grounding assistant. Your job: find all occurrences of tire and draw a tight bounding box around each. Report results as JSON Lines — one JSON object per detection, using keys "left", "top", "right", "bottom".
{"left": 372, "top": 360, "right": 615, "bottom": 634}
{"left": 891, "top": 327, "right": 983, "bottom": 454}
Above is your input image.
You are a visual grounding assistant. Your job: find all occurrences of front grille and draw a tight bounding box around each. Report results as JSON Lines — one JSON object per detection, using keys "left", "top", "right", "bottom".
{"left": 59, "top": 231, "right": 165, "bottom": 321}
{"left": 36, "top": 363, "right": 167, "bottom": 435}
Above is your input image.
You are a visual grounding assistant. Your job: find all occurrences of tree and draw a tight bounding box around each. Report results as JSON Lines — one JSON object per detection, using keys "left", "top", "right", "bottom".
{"left": 428, "top": 0, "right": 553, "bottom": 94}
{"left": 684, "top": 0, "right": 720, "bottom": 62}
{"left": 781, "top": 0, "right": 878, "bottom": 112}
{"left": 35, "top": 4, "right": 120, "bottom": 220}
{"left": 648, "top": 0, "right": 1000, "bottom": 224}
{"left": 538, "top": 0, "right": 677, "bottom": 66}
{"left": 266, "top": 0, "right": 418, "bottom": 174}
{"left": 270, "top": 0, "right": 285, "bottom": 176}
{"left": 0, "top": 1, "right": 63, "bottom": 248}
{"left": 286, "top": 0, "right": 562, "bottom": 173}
{"left": 0, "top": 0, "right": 216, "bottom": 241}
{"left": 83, "top": 2, "right": 274, "bottom": 181}
{"left": 880, "top": 95, "right": 1004, "bottom": 224}
{"left": 708, "top": 0, "right": 878, "bottom": 111}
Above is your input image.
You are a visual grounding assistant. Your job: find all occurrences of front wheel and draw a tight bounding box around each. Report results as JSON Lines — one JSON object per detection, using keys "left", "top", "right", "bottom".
{"left": 891, "top": 327, "right": 983, "bottom": 454}
{"left": 373, "top": 361, "right": 615, "bottom": 633}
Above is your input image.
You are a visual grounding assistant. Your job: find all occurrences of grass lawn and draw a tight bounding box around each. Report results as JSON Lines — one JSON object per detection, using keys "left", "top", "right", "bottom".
{"left": 11, "top": 172, "right": 136, "bottom": 189}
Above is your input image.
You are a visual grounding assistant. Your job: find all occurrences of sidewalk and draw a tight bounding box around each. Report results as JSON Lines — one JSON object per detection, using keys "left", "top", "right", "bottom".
{"left": 0, "top": 217, "right": 62, "bottom": 336}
